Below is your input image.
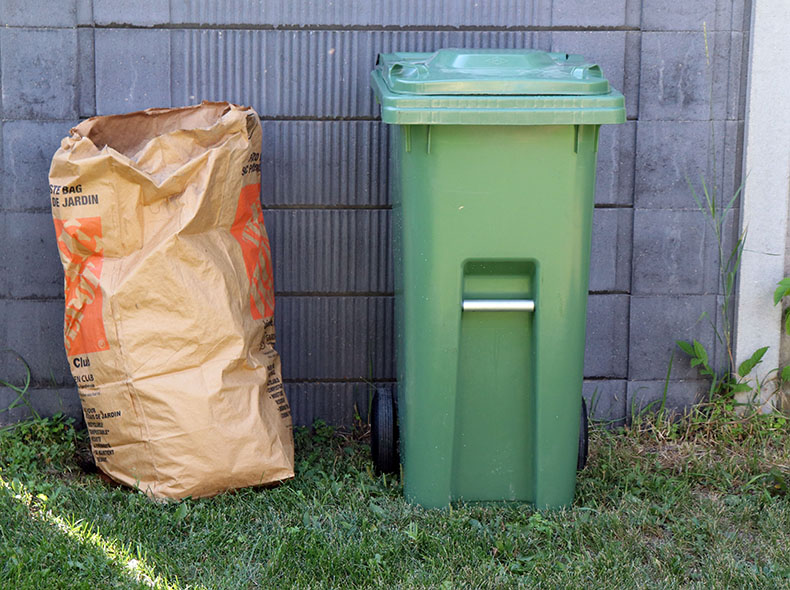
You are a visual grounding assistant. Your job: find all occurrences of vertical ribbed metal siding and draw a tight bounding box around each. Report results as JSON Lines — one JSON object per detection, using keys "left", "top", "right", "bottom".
{"left": 267, "top": 210, "right": 392, "bottom": 293}
{"left": 261, "top": 121, "right": 389, "bottom": 207}
{"left": 169, "top": 0, "right": 552, "bottom": 27}
{"left": 170, "top": 30, "right": 549, "bottom": 117}
{"left": 275, "top": 296, "right": 395, "bottom": 381}
{"left": 286, "top": 382, "right": 397, "bottom": 427}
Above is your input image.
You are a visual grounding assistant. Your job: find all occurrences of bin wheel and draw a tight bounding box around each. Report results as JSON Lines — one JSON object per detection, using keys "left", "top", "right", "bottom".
{"left": 577, "top": 397, "right": 589, "bottom": 471}
{"left": 371, "top": 387, "right": 398, "bottom": 475}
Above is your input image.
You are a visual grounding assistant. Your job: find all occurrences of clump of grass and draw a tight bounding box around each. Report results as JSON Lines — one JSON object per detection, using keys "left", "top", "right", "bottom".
{"left": 623, "top": 399, "right": 789, "bottom": 500}
{"left": 631, "top": 393, "right": 788, "bottom": 447}
{"left": 0, "top": 414, "right": 79, "bottom": 481}
{"left": 0, "top": 349, "right": 39, "bottom": 422}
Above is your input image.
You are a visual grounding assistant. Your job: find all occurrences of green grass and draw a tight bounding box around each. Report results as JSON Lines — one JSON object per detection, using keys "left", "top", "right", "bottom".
{"left": 1, "top": 412, "right": 789, "bottom": 590}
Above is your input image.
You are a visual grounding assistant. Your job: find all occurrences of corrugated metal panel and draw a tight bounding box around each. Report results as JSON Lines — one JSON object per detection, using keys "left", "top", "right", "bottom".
{"left": 261, "top": 121, "right": 389, "bottom": 207}
{"left": 266, "top": 209, "right": 392, "bottom": 293}
{"left": 274, "top": 296, "right": 395, "bottom": 380}
{"left": 170, "top": 29, "right": 549, "bottom": 118}
{"left": 170, "top": 1, "right": 551, "bottom": 28}
{"left": 286, "top": 381, "right": 395, "bottom": 427}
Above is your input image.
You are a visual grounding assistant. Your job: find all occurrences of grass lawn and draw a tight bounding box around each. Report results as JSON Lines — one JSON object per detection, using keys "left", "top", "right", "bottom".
{"left": 1, "top": 410, "right": 789, "bottom": 589}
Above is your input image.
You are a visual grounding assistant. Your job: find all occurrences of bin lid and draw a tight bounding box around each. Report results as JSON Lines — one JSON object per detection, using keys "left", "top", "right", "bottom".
{"left": 371, "top": 49, "right": 626, "bottom": 126}
{"left": 378, "top": 49, "right": 611, "bottom": 96}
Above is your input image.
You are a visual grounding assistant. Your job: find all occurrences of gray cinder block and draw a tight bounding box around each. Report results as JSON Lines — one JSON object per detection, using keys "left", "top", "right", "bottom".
{"left": 634, "top": 120, "right": 729, "bottom": 209}
{"left": 550, "top": 0, "right": 635, "bottom": 28}
{"left": 93, "top": 0, "right": 170, "bottom": 26}
{"left": 632, "top": 209, "right": 720, "bottom": 296}
{"left": 1, "top": 120, "right": 73, "bottom": 212}
{"left": 0, "top": 211, "right": 63, "bottom": 299}
{"left": 583, "top": 379, "right": 627, "bottom": 425}
{"left": 0, "top": 386, "right": 82, "bottom": 427}
{"left": 589, "top": 208, "right": 633, "bottom": 293}
{"left": 0, "top": 301, "right": 73, "bottom": 387}
{"left": 639, "top": 31, "right": 738, "bottom": 122}
{"left": 78, "top": 28, "right": 96, "bottom": 117}
{"left": 95, "top": 29, "right": 171, "bottom": 114}
{"left": 77, "top": 0, "right": 92, "bottom": 25}
{"left": 584, "top": 294, "right": 630, "bottom": 378}
{"left": 1, "top": 28, "right": 78, "bottom": 119}
{"left": 626, "top": 379, "right": 709, "bottom": 423}
{"left": 1, "top": 0, "right": 76, "bottom": 27}
{"left": 595, "top": 121, "right": 636, "bottom": 207}
{"left": 642, "top": 0, "right": 740, "bottom": 32}
{"left": 629, "top": 295, "right": 719, "bottom": 380}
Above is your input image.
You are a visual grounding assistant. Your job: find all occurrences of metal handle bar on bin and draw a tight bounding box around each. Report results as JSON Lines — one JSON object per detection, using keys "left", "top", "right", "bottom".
{"left": 461, "top": 299, "right": 536, "bottom": 312}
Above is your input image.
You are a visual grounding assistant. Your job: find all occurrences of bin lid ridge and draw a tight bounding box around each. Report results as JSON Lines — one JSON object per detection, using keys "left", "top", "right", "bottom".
{"left": 378, "top": 49, "right": 610, "bottom": 96}
{"left": 371, "top": 49, "right": 626, "bottom": 126}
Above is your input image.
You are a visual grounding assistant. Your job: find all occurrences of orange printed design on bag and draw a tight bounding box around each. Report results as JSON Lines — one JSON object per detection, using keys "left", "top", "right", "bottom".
{"left": 53, "top": 217, "right": 109, "bottom": 356}
{"left": 231, "top": 183, "right": 274, "bottom": 319}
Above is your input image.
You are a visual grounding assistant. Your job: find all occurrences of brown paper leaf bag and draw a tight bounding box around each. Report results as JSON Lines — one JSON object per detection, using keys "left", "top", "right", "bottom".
{"left": 49, "top": 101, "right": 294, "bottom": 499}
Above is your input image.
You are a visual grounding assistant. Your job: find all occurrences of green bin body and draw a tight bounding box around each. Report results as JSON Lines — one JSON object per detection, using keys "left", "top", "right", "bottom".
{"left": 371, "top": 49, "right": 625, "bottom": 508}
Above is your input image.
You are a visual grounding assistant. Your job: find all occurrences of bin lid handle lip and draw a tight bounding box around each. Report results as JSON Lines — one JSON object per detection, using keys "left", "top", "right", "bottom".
{"left": 385, "top": 61, "right": 431, "bottom": 86}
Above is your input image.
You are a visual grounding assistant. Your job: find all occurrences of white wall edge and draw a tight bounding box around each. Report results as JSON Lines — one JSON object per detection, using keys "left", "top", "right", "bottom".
{"left": 734, "top": 0, "right": 790, "bottom": 410}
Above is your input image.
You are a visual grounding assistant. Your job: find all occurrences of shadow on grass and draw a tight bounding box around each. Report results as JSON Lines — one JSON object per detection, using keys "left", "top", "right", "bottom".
{"left": 0, "top": 476, "right": 178, "bottom": 590}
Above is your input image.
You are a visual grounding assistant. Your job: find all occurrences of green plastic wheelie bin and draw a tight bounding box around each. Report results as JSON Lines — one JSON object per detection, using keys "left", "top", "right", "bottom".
{"left": 370, "top": 49, "right": 625, "bottom": 509}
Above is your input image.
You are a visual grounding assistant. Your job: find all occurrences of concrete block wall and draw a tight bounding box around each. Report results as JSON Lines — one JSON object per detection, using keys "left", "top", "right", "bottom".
{"left": 0, "top": 1, "right": 750, "bottom": 427}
